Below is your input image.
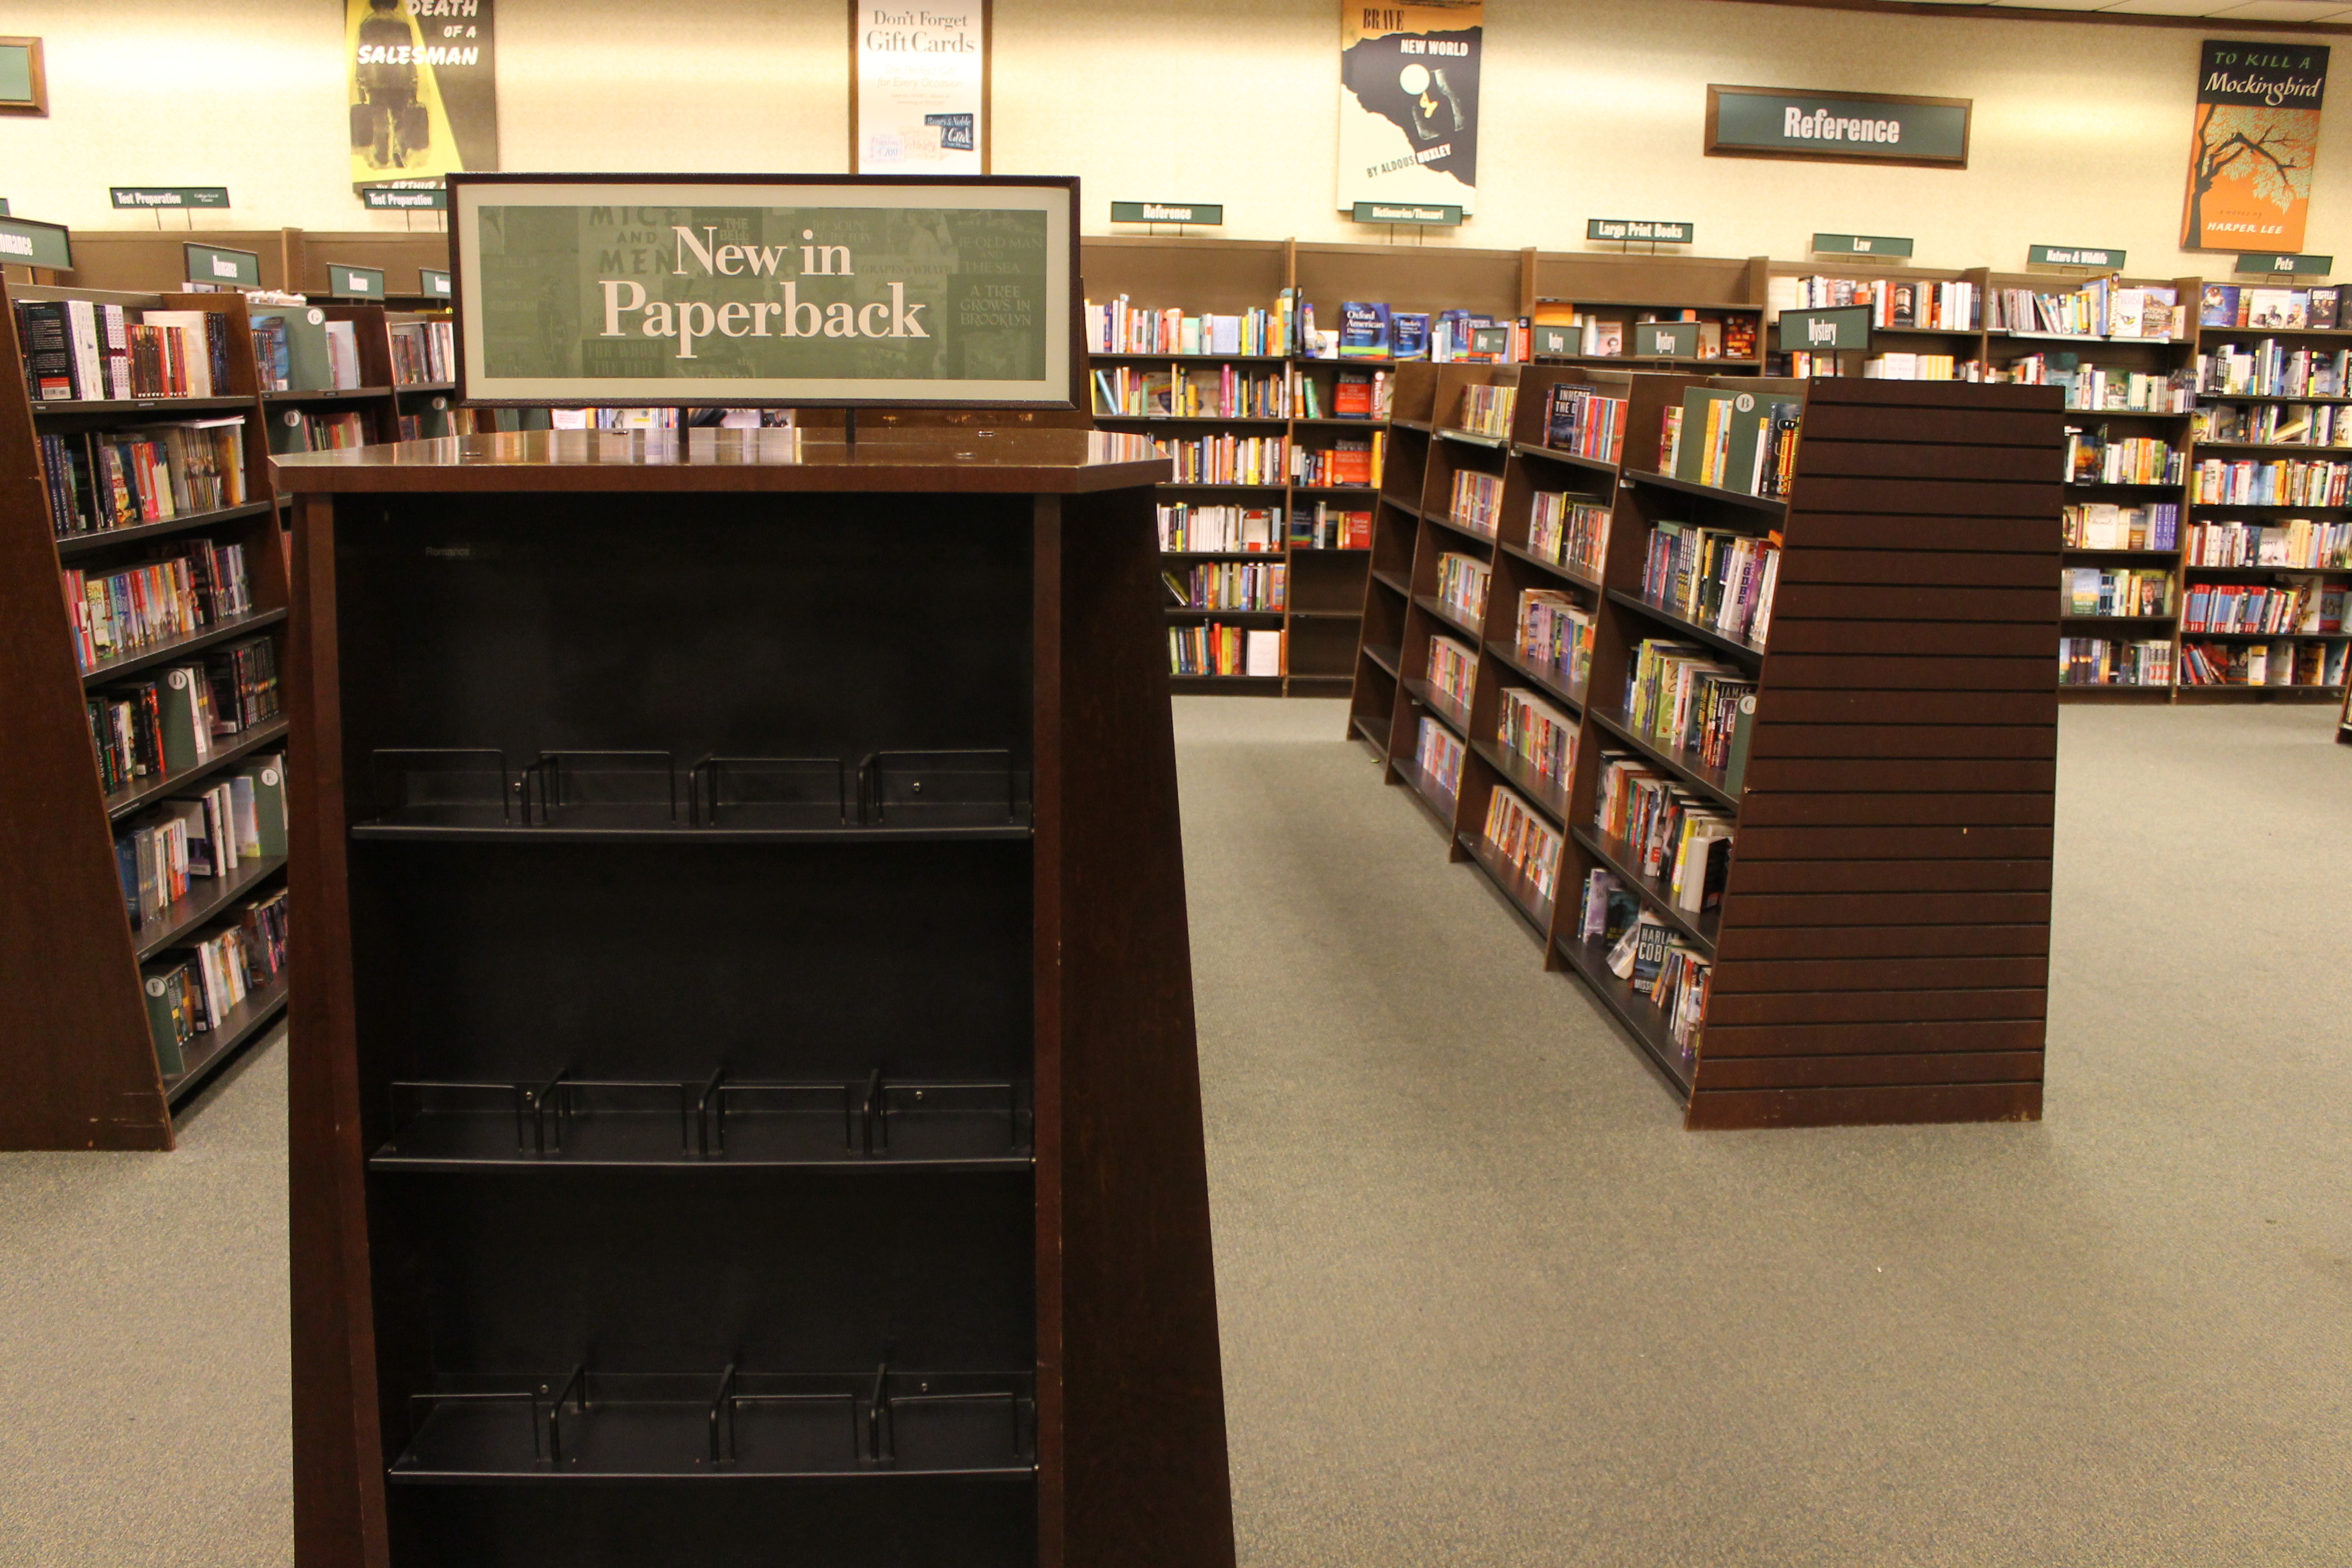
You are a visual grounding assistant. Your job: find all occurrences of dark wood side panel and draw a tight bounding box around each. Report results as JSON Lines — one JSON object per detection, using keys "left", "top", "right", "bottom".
{"left": 1748, "top": 723, "right": 2057, "bottom": 759}
{"left": 1735, "top": 792, "right": 2054, "bottom": 827}
{"left": 1758, "top": 654, "right": 2055, "bottom": 691}
{"left": 1040, "top": 489, "right": 1236, "bottom": 1568}
{"left": 1795, "top": 440, "right": 2062, "bottom": 483}
{"left": 1702, "top": 1018, "right": 2049, "bottom": 1056}
{"left": 1706, "top": 988, "right": 2049, "bottom": 1026}
{"left": 1707, "top": 956, "right": 2051, "bottom": 993}
{"left": 1742, "top": 758, "right": 2057, "bottom": 793}
{"left": 1796, "top": 476, "right": 2062, "bottom": 516}
{"left": 1728, "top": 890, "right": 2055, "bottom": 926}
{"left": 1792, "top": 515, "right": 2061, "bottom": 554}
{"left": 1800, "top": 404, "right": 2064, "bottom": 447}
{"left": 1713, "top": 923, "right": 2050, "bottom": 960}
{"left": 1765, "top": 619, "right": 2055, "bottom": 657}
{"left": 1775, "top": 549, "right": 2057, "bottom": 587}
{"left": 1686, "top": 1080, "right": 2043, "bottom": 1129}
{"left": 1694, "top": 1050, "right": 2046, "bottom": 1090}
{"left": 1734, "top": 825, "right": 2055, "bottom": 858}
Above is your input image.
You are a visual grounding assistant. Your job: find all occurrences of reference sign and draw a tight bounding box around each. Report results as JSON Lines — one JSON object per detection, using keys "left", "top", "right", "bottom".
{"left": 447, "top": 173, "right": 1079, "bottom": 408}
{"left": 185, "top": 242, "right": 260, "bottom": 286}
{"left": 1707, "top": 85, "right": 1970, "bottom": 167}
{"left": 1109, "top": 201, "right": 1222, "bottom": 225}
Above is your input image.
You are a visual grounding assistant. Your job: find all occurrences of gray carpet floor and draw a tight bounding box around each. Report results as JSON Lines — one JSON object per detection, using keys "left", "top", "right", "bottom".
{"left": 2, "top": 700, "right": 2346, "bottom": 1565}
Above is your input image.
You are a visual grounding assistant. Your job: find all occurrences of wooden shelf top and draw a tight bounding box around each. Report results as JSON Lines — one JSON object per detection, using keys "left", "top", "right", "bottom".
{"left": 271, "top": 428, "right": 1172, "bottom": 495}
{"left": 263, "top": 385, "right": 391, "bottom": 402}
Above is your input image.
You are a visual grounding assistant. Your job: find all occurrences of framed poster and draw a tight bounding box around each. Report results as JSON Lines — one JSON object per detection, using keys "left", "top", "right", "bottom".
{"left": 1338, "top": 2, "right": 1481, "bottom": 215}
{"left": 1706, "top": 85, "right": 1969, "bottom": 168}
{"left": 447, "top": 173, "right": 1077, "bottom": 409}
{"left": 346, "top": 0, "right": 498, "bottom": 188}
{"left": 2183, "top": 42, "right": 2328, "bottom": 253}
{"left": 852, "top": 2, "right": 989, "bottom": 175}
{"left": 0, "top": 37, "right": 45, "bottom": 115}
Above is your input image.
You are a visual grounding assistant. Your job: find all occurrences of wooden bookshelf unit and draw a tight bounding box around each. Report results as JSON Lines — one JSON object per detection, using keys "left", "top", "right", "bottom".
{"left": 276, "top": 427, "right": 1234, "bottom": 1568}
{"left": 1349, "top": 370, "right": 2067, "bottom": 1129}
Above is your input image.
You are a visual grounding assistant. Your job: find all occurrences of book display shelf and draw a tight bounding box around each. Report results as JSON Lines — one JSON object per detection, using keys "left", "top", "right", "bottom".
{"left": 0, "top": 275, "right": 292, "bottom": 1147}
{"left": 1531, "top": 252, "right": 1770, "bottom": 374}
{"left": 1348, "top": 369, "right": 2067, "bottom": 1129}
{"left": 275, "top": 427, "right": 1234, "bottom": 1568}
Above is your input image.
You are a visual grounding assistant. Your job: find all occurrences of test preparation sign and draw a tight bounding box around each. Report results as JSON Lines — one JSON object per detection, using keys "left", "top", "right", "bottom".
{"left": 448, "top": 175, "right": 1076, "bottom": 407}
{"left": 1707, "top": 85, "right": 1970, "bottom": 167}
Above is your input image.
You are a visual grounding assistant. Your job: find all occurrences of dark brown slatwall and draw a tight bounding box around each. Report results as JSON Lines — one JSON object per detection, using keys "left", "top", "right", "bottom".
{"left": 1690, "top": 380, "right": 2065, "bottom": 1130}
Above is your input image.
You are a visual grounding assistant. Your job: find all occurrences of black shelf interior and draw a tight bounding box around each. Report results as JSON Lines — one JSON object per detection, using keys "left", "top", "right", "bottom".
{"left": 1512, "top": 441, "right": 1620, "bottom": 478}
{"left": 1413, "top": 592, "right": 1485, "bottom": 643}
{"left": 1469, "top": 738, "right": 1572, "bottom": 826}
{"left": 105, "top": 716, "right": 289, "bottom": 824}
{"left": 1496, "top": 539, "right": 1605, "bottom": 594}
{"left": 1457, "top": 831, "right": 1554, "bottom": 942}
{"left": 1586, "top": 705, "right": 1741, "bottom": 812}
{"left": 1400, "top": 674, "right": 1473, "bottom": 737}
{"left": 133, "top": 853, "right": 288, "bottom": 963}
{"left": 1624, "top": 469, "right": 1788, "bottom": 518}
{"left": 1553, "top": 934, "right": 1696, "bottom": 1097}
{"left": 1605, "top": 589, "right": 1768, "bottom": 663}
{"left": 1483, "top": 639, "right": 1588, "bottom": 714}
{"left": 53, "top": 500, "right": 275, "bottom": 559}
{"left": 1570, "top": 824, "right": 1721, "bottom": 958}
{"left": 80, "top": 606, "right": 287, "bottom": 688}
{"left": 162, "top": 972, "right": 287, "bottom": 1107}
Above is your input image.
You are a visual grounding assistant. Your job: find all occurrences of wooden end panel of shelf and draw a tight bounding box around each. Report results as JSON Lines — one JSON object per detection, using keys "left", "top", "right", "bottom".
{"left": 0, "top": 276, "right": 178, "bottom": 1151}
{"left": 1036, "top": 489, "right": 1237, "bottom": 1568}
{"left": 284, "top": 492, "right": 390, "bottom": 1568}
{"left": 1689, "top": 380, "right": 2064, "bottom": 1131}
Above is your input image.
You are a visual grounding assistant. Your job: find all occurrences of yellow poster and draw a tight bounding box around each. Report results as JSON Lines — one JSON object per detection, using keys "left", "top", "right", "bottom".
{"left": 346, "top": 0, "right": 499, "bottom": 189}
{"left": 2182, "top": 41, "right": 2327, "bottom": 252}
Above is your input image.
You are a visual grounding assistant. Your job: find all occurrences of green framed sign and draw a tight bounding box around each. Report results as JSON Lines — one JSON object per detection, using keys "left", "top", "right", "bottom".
{"left": 328, "top": 264, "right": 386, "bottom": 301}
{"left": 110, "top": 186, "right": 229, "bottom": 209}
{"left": 185, "top": 242, "right": 259, "bottom": 287}
{"left": 0, "top": 214, "right": 70, "bottom": 269}
{"left": 1632, "top": 321, "right": 1701, "bottom": 357}
{"left": 1708, "top": 85, "right": 1970, "bottom": 168}
{"left": 1109, "top": 200, "right": 1222, "bottom": 225}
{"left": 1532, "top": 324, "right": 1577, "bottom": 357}
{"left": 448, "top": 173, "right": 1081, "bottom": 409}
{"left": 422, "top": 267, "right": 453, "bottom": 298}
{"left": 1588, "top": 219, "right": 1694, "bottom": 244}
{"left": 1812, "top": 232, "right": 1914, "bottom": 259}
{"left": 362, "top": 185, "right": 448, "bottom": 211}
{"left": 1349, "top": 200, "right": 1462, "bottom": 226}
{"left": 2236, "top": 253, "right": 2333, "bottom": 276}
{"left": 1777, "top": 306, "right": 1871, "bottom": 352}
{"left": 2030, "top": 244, "right": 2125, "bottom": 269}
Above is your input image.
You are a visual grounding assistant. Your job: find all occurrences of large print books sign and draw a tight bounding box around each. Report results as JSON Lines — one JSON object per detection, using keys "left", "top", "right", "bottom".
{"left": 1338, "top": 2, "right": 1482, "bottom": 216}
{"left": 2183, "top": 41, "right": 2328, "bottom": 252}
{"left": 447, "top": 175, "right": 1076, "bottom": 407}
{"left": 346, "top": 0, "right": 497, "bottom": 187}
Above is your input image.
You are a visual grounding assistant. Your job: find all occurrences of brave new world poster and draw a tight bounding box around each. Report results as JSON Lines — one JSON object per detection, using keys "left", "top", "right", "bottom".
{"left": 1338, "top": 3, "right": 1483, "bottom": 214}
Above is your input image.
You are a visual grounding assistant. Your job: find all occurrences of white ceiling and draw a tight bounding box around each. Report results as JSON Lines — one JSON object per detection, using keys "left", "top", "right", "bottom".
{"left": 1902, "top": 0, "right": 2352, "bottom": 20}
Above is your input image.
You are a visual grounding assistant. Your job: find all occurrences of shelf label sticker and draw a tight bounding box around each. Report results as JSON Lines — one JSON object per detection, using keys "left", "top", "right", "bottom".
{"left": 1777, "top": 304, "right": 1871, "bottom": 351}
{"left": 0, "top": 214, "right": 72, "bottom": 269}
{"left": 361, "top": 184, "right": 449, "bottom": 211}
{"left": 1110, "top": 201, "right": 1223, "bottom": 225}
{"left": 1351, "top": 201, "right": 1463, "bottom": 225}
{"left": 1811, "top": 232, "right": 1914, "bottom": 258}
{"left": 1588, "top": 219, "right": 1694, "bottom": 244}
{"left": 1632, "top": 321, "right": 1701, "bottom": 357}
{"left": 1533, "top": 324, "right": 1576, "bottom": 356}
{"left": 110, "top": 186, "right": 230, "bottom": 209}
{"left": 1471, "top": 324, "right": 1511, "bottom": 355}
{"left": 422, "top": 267, "right": 453, "bottom": 296}
{"left": 185, "top": 242, "right": 260, "bottom": 286}
{"left": 1708, "top": 86, "right": 1970, "bottom": 166}
{"left": 2235, "top": 252, "right": 2333, "bottom": 275}
{"left": 2030, "top": 244, "right": 2125, "bottom": 269}
{"left": 330, "top": 264, "right": 386, "bottom": 300}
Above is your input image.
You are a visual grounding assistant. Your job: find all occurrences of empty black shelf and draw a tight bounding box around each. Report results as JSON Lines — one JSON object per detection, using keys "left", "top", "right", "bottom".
{"left": 1469, "top": 739, "right": 1572, "bottom": 827}
{"left": 1624, "top": 469, "right": 1788, "bottom": 519}
{"left": 1482, "top": 640, "right": 1588, "bottom": 714}
{"left": 1400, "top": 674, "right": 1474, "bottom": 738}
{"left": 1413, "top": 593, "right": 1486, "bottom": 642}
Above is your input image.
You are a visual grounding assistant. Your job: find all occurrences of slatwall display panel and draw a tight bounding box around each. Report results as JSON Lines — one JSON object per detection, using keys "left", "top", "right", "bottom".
{"left": 1687, "top": 381, "right": 2065, "bottom": 1130}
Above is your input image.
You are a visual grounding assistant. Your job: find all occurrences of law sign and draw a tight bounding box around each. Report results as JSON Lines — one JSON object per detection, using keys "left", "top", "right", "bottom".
{"left": 2030, "top": 244, "right": 2124, "bottom": 269}
{"left": 328, "top": 264, "right": 385, "bottom": 301}
{"left": 1777, "top": 306, "right": 1871, "bottom": 352}
{"left": 1707, "top": 85, "right": 1970, "bottom": 167}
{"left": 1110, "top": 200, "right": 1222, "bottom": 225}
{"left": 1812, "top": 232, "right": 1915, "bottom": 258}
{"left": 447, "top": 173, "right": 1080, "bottom": 408}
{"left": 2236, "top": 252, "right": 2333, "bottom": 275}
{"left": 185, "top": 242, "right": 259, "bottom": 287}
{"left": 110, "top": 186, "right": 230, "bottom": 209}
{"left": 0, "top": 214, "right": 71, "bottom": 269}
{"left": 1350, "top": 201, "right": 1462, "bottom": 226}
{"left": 1588, "top": 219, "right": 1694, "bottom": 244}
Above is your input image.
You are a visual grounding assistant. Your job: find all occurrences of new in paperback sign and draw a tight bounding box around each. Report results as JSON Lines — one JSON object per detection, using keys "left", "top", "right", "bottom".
{"left": 1588, "top": 219, "right": 1693, "bottom": 244}
{"left": 0, "top": 214, "right": 70, "bottom": 269}
{"left": 1110, "top": 200, "right": 1222, "bottom": 225}
{"left": 111, "top": 186, "right": 230, "bottom": 209}
{"left": 186, "top": 242, "right": 260, "bottom": 286}
{"left": 2236, "top": 251, "right": 2333, "bottom": 273}
{"left": 449, "top": 175, "right": 1077, "bottom": 407}
{"left": 1707, "top": 85, "right": 1969, "bottom": 167}
{"left": 1777, "top": 306, "right": 1870, "bottom": 352}
{"left": 2031, "top": 244, "right": 2125, "bottom": 269}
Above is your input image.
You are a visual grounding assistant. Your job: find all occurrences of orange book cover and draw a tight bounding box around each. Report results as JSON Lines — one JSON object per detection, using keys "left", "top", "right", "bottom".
{"left": 2183, "top": 42, "right": 2330, "bottom": 252}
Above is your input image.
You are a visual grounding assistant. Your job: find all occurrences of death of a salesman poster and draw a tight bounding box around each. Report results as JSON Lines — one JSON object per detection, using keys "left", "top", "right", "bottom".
{"left": 1338, "top": 2, "right": 1482, "bottom": 215}
{"left": 347, "top": 0, "right": 499, "bottom": 189}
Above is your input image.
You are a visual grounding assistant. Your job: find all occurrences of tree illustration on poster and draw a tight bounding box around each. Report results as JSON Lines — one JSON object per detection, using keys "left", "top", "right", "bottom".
{"left": 346, "top": 0, "right": 498, "bottom": 189}
{"left": 2182, "top": 41, "right": 2327, "bottom": 252}
{"left": 1337, "top": 2, "right": 1482, "bottom": 215}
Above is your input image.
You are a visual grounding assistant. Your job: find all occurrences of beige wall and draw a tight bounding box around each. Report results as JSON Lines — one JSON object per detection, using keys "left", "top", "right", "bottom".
{"left": 1, "top": 0, "right": 2344, "bottom": 276}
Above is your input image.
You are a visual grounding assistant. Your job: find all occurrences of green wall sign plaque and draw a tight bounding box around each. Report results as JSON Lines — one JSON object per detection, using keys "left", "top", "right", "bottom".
{"left": 1109, "top": 201, "right": 1223, "bottom": 225}
{"left": 1533, "top": 324, "right": 1577, "bottom": 356}
{"left": 184, "top": 242, "right": 259, "bottom": 286}
{"left": 1708, "top": 85, "right": 1970, "bottom": 167}
{"left": 1632, "top": 321, "right": 1701, "bottom": 357}
{"left": 329, "top": 264, "right": 386, "bottom": 301}
{"left": 449, "top": 174, "right": 1080, "bottom": 408}
{"left": 1811, "top": 232, "right": 1915, "bottom": 258}
{"left": 2236, "top": 253, "right": 2333, "bottom": 275}
{"left": 422, "top": 268, "right": 453, "bottom": 297}
{"left": 1349, "top": 201, "right": 1463, "bottom": 226}
{"left": 1588, "top": 219, "right": 1695, "bottom": 244}
{"left": 1777, "top": 305, "right": 1871, "bottom": 352}
{"left": 362, "top": 185, "right": 449, "bottom": 211}
{"left": 2030, "top": 244, "right": 2125, "bottom": 269}
{"left": 0, "top": 214, "right": 72, "bottom": 269}
{"left": 109, "top": 186, "right": 229, "bottom": 209}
